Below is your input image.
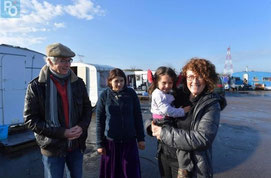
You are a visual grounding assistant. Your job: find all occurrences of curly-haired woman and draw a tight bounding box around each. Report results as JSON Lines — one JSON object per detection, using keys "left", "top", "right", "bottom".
{"left": 145, "top": 58, "right": 227, "bottom": 178}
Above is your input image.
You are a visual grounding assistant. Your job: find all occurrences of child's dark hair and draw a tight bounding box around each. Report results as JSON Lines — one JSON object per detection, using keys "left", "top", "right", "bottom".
{"left": 148, "top": 66, "right": 177, "bottom": 94}
{"left": 107, "top": 68, "right": 126, "bottom": 89}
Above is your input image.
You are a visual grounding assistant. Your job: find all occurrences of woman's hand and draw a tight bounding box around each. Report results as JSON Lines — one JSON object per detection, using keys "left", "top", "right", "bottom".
{"left": 97, "top": 147, "right": 106, "bottom": 155}
{"left": 138, "top": 141, "right": 145, "bottom": 150}
{"left": 151, "top": 122, "right": 162, "bottom": 140}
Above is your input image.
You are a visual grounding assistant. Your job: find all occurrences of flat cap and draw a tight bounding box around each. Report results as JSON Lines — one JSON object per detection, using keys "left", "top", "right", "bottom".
{"left": 46, "top": 43, "right": 75, "bottom": 57}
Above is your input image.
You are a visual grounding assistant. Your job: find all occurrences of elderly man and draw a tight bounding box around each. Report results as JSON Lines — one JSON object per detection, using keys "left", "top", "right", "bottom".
{"left": 24, "top": 43, "right": 92, "bottom": 178}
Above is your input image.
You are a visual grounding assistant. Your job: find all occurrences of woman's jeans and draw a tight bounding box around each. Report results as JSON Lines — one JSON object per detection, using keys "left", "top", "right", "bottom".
{"left": 42, "top": 149, "right": 83, "bottom": 178}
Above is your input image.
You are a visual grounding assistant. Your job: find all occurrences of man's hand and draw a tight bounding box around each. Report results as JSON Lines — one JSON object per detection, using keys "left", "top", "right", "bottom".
{"left": 64, "top": 125, "right": 83, "bottom": 140}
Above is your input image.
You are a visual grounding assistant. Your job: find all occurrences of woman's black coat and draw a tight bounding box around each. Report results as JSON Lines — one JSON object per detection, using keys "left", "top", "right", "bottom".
{"left": 145, "top": 88, "right": 226, "bottom": 178}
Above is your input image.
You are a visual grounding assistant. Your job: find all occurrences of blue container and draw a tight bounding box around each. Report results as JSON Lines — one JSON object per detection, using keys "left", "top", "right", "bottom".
{"left": 0, "top": 125, "right": 9, "bottom": 140}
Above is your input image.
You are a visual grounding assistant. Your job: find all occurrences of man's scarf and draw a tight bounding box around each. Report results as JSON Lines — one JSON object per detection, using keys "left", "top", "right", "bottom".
{"left": 46, "top": 68, "right": 73, "bottom": 129}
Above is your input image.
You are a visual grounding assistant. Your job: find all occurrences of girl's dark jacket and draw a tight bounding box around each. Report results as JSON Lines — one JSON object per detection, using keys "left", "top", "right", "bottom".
{"left": 145, "top": 88, "right": 227, "bottom": 178}
{"left": 24, "top": 65, "right": 92, "bottom": 156}
{"left": 96, "top": 87, "right": 145, "bottom": 148}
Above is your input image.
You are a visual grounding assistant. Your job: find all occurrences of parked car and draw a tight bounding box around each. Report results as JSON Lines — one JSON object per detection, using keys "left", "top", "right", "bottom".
{"left": 224, "top": 83, "right": 230, "bottom": 90}
{"left": 214, "top": 77, "right": 225, "bottom": 97}
{"left": 240, "top": 83, "right": 253, "bottom": 91}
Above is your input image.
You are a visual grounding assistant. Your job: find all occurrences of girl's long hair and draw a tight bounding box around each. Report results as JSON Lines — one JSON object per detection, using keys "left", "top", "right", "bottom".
{"left": 148, "top": 66, "right": 177, "bottom": 94}
{"left": 107, "top": 68, "right": 127, "bottom": 89}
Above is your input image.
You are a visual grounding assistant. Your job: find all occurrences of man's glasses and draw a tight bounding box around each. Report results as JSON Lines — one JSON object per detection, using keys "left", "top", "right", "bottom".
{"left": 58, "top": 58, "right": 73, "bottom": 64}
{"left": 186, "top": 75, "right": 203, "bottom": 82}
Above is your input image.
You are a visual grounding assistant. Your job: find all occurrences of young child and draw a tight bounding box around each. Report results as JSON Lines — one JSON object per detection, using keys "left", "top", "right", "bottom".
{"left": 148, "top": 66, "right": 192, "bottom": 178}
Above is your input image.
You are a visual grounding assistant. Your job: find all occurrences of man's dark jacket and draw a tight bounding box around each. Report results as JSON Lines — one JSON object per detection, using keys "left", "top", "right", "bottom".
{"left": 24, "top": 65, "right": 92, "bottom": 156}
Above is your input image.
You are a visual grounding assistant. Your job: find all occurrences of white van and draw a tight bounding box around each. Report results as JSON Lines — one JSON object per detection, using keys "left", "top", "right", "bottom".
{"left": 0, "top": 44, "right": 45, "bottom": 126}
{"left": 71, "top": 62, "right": 114, "bottom": 108}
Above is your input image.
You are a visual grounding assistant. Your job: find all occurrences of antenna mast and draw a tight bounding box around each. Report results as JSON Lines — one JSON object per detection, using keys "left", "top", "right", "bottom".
{"left": 223, "top": 47, "right": 233, "bottom": 76}
{"left": 77, "top": 54, "right": 84, "bottom": 62}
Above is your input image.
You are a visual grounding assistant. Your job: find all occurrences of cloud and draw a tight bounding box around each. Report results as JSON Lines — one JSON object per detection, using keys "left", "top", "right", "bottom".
{"left": 66, "top": 0, "right": 105, "bottom": 20}
{"left": 0, "top": 35, "right": 46, "bottom": 46}
{"left": 54, "top": 22, "right": 65, "bottom": 29}
{"left": 0, "top": 0, "right": 104, "bottom": 46}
